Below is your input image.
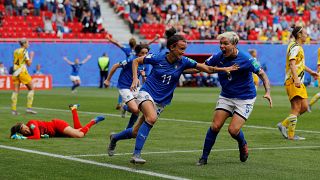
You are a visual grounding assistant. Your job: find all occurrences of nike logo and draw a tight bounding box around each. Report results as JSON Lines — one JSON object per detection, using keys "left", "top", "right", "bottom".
{"left": 159, "top": 64, "right": 164, "bottom": 67}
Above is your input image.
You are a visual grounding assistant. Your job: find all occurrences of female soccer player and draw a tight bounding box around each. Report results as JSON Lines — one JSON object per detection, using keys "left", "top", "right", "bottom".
{"left": 196, "top": 32, "right": 272, "bottom": 165}
{"left": 108, "top": 32, "right": 239, "bottom": 164}
{"left": 104, "top": 44, "right": 150, "bottom": 129}
{"left": 11, "top": 38, "right": 37, "bottom": 115}
{"left": 308, "top": 47, "right": 320, "bottom": 110}
{"left": 10, "top": 104, "right": 105, "bottom": 139}
{"left": 277, "top": 26, "right": 319, "bottom": 140}
{"left": 248, "top": 49, "right": 260, "bottom": 89}
{"left": 63, "top": 55, "right": 91, "bottom": 93}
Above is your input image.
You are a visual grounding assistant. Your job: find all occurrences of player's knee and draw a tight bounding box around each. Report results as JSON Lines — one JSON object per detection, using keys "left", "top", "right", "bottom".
{"left": 145, "top": 115, "right": 157, "bottom": 125}
{"left": 131, "top": 107, "right": 140, "bottom": 115}
{"left": 228, "top": 127, "right": 239, "bottom": 137}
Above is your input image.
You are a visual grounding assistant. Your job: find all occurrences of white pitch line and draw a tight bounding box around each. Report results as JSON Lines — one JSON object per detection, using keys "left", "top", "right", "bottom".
{"left": 68, "top": 145, "right": 320, "bottom": 157}
{"left": 0, "top": 145, "right": 189, "bottom": 180}
{"left": 2, "top": 106, "right": 320, "bottom": 134}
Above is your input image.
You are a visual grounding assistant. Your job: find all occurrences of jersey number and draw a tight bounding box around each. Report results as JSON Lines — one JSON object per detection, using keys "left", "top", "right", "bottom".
{"left": 162, "top": 75, "right": 171, "bottom": 84}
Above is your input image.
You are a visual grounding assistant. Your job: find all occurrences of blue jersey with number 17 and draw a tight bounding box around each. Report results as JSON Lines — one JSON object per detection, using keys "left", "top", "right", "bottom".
{"left": 205, "top": 50, "right": 261, "bottom": 99}
{"left": 141, "top": 53, "right": 197, "bottom": 106}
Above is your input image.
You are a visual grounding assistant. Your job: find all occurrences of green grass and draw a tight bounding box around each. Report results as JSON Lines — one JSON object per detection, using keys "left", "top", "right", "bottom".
{"left": 1, "top": 87, "right": 320, "bottom": 180}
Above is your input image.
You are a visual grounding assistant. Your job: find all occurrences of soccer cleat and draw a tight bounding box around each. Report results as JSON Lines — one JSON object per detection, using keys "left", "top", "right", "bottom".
{"left": 288, "top": 135, "right": 306, "bottom": 140}
{"left": 69, "top": 104, "right": 80, "bottom": 110}
{"left": 277, "top": 123, "right": 288, "bottom": 139}
{"left": 239, "top": 143, "right": 249, "bottom": 162}
{"left": 93, "top": 116, "right": 105, "bottom": 124}
{"left": 107, "top": 133, "right": 117, "bottom": 156}
{"left": 130, "top": 154, "right": 146, "bottom": 164}
{"left": 26, "top": 108, "right": 37, "bottom": 114}
{"left": 11, "top": 110, "right": 20, "bottom": 115}
{"left": 196, "top": 158, "right": 207, "bottom": 166}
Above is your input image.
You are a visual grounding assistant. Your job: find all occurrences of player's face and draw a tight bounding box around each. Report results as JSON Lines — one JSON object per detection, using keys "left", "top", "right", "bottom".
{"left": 20, "top": 124, "right": 31, "bottom": 136}
{"left": 75, "top": 59, "right": 79, "bottom": 64}
{"left": 299, "top": 29, "right": 307, "bottom": 44}
{"left": 220, "top": 37, "right": 236, "bottom": 57}
{"left": 138, "top": 48, "right": 149, "bottom": 57}
{"left": 171, "top": 40, "right": 187, "bottom": 60}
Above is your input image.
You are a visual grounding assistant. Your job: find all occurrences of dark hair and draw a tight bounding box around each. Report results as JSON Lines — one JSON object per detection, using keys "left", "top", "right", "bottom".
{"left": 166, "top": 35, "right": 186, "bottom": 50}
{"left": 135, "top": 44, "right": 150, "bottom": 54}
{"left": 19, "top": 38, "right": 27, "bottom": 46}
{"left": 10, "top": 123, "right": 23, "bottom": 136}
{"left": 165, "top": 27, "right": 177, "bottom": 39}
{"left": 291, "top": 25, "right": 303, "bottom": 39}
{"left": 129, "top": 38, "right": 137, "bottom": 48}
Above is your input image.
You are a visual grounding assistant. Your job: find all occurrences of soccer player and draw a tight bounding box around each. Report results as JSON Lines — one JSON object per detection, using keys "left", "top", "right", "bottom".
{"left": 248, "top": 49, "right": 260, "bottom": 89}
{"left": 196, "top": 32, "right": 272, "bottom": 165}
{"left": 105, "top": 34, "right": 159, "bottom": 112}
{"left": 104, "top": 44, "right": 150, "bottom": 129}
{"left": 63, "top": 55, "right": 92, "bottom": 93}
{"left": 10, "top": 104, "right": 105, "bottom": 140}
{"left": 11, "top": 38, "right": 37, "bottom": 115}
{"left": 277, "top": 26, "right": 319, "bottom": 140}
{"left": 308, "top": 47, "right": 320, "bottom": 109}
{"left": 108, "top": 32, "right": 239, "bottom": 164}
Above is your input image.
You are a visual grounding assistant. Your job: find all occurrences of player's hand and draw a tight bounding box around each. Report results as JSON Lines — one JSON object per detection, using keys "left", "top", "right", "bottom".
{"left": 63, "top": 56, "right": 67, "bottom": 60}
{"left": 263, "top": 93, "right": 272, "bottom": 108}
{"left": 226, "top": 63, "right": 239, "bottom": 72}
{"left": 104, "top": 80, "right": 110, "bottom": 88}
{"left": 41, "top": 134, "right": 49, "bottom": 138}
{"left": 130, "top": 78, "right": 140, "bottom": 92}
{"left": 311, "top": 71, "right": 319, "bottom": 80}
{"left": 87, "top": 55, "right": 92, "bottom": 59}
{"left": 11, "top": 134, "right": 27, "bottom": 140}
{"left": 294, "top": 80, "right": 301, "bottom": 88}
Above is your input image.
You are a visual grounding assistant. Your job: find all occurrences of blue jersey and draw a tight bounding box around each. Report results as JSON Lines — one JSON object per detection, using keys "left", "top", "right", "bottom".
{"left": 70, "top": 63, "right": 82, "bottom": 76}
{"left": 141, "top": 53, "right": 197, "bottom": 106}
{"left": 121, "top": 46, "right": 136, "bottom": 59}
{"left": 117, "top": 55, "right": 145, "bottom": 89}
{"left": 205, "top": 51, "right": 261, "bottom": 99}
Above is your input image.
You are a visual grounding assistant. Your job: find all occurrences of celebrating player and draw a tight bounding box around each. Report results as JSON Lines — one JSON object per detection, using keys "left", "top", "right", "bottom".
{"left": 63, "top": 55, "right": 92, "bottom": 93}
{"left": 277, "top": 26, "right": 319, "bottom": 140}
{"left": 107, "top": 31, "right": 239, "bottom": 164}
{"left": 196, "top": 32, "right": 272, "bottom": 165}
{"left": 11, "top": 38, "right": 37, "bottom": 115}
{"left": 10, "top": 104, "right": 105, "bottom": 139}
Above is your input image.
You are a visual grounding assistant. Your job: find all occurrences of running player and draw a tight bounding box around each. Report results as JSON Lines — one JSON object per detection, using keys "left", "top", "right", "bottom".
{"left": 104, "top": 44, "right": 150, "bottom": 129}
{"left": 196, "top": 32, "right": 272, "bottom": 165}
{"left": 248, "top": 49, "right": 260, "bottom": 89}
{"left": 11, "top": 38, "right": 37, "bottom": 115}
{"left": 107, "top": 32, "right": 239, "bottom": 164}
{"left": 277, "top": 26, "right": 319, "bottom": 140}
{"left": 63, "top": 55, "right": 91, "bottom": 93}
{"left": 10, "top": 104, "right": 105, "bottom": 139}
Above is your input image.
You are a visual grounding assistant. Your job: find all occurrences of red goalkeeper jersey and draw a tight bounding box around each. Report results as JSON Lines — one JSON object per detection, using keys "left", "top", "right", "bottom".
{"left": 26, "top": 119, "right": 69, "bottom": 139}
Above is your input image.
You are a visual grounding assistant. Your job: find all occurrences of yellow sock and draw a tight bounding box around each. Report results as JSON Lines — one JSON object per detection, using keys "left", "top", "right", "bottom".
{"left": 288, "top": 116, "right": 298, "bottom": 139}
{"left": 309, "top": 92, "right": 320, "bottom": 106}
{"left": 281, "top": 114, "right": 295, "bottom": 127}
{"left": 27, "top": 90, "right": 34, "bottom": 108}
{"left": 11, "top": 92, "right": 18, "bottom": 111}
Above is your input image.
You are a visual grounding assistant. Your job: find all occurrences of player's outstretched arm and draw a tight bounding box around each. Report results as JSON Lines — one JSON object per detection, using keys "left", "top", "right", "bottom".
{"left": 82, "top": 55, "right": 92, "bottom": 64}
{"left": 257, "top": 69, "right": 272, "bottom": 108}
{"left": 195, "top": 63, "right": 239, "bottom": 73}
{"left": 106, "top": 35, "right": 123, "bottom": 48}
{"left": 63, "top": 57, "right": 74, "bottom": 65}
{"left": 104, "top": 63, "right": 121, "bottom": 87}
{"left": 305, "top": 66, "right": 319, "bottom": 80}
{"left": 131, "top": 56, "right": 145, "bottom": 91}
{"left": 146, "top": 34, "right": 160, "bottom": 45}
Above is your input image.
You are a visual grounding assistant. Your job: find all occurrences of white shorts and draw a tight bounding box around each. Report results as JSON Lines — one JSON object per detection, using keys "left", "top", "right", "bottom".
{"left": 70, "top": 75, "right": 81, "bottom": 82}
{"left": 119, "top": 88, "right": 139, "bottom": 103}
{"left": 215, "top": 95, "right": 256, "bottom": 120}
{"left": 135, "top": 91, "right": 164, "bottom": 117}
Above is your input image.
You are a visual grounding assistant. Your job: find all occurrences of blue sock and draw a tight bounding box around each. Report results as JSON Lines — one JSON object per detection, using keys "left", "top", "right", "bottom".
{"left": 231, "top": 129, "right": 246, "bottom": 148}
{"left": 117, "top": 95, "right": 122, "bottom": 104}
{"left": 123, "top": 105, "right": 132, "bottom": 113}
{"left": 201, "top": 127, "right": 218, "bottom": 160}
{"left": 134, "top": 121, "right": 153, "bottom": 155}
{"left": 113, "top": 128, "right": 133, "bottom": 142}
{"left": 126, "top": 114, "right": 139, "bottom": 129}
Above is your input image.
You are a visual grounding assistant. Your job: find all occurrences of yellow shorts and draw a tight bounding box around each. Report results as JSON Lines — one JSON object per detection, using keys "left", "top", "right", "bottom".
{"left": 12, "top": 71, "right": 32, "bottom": 85}
{"left": 285, "top": 79, "right": 308, "bottom": 100}
{"left": 252, "top": 73, "right": 259, "bottom": 85}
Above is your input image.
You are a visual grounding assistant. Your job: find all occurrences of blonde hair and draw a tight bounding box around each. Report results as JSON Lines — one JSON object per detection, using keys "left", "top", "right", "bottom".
{"left": 217, "top": 32, "right": 239, "bottom": 45}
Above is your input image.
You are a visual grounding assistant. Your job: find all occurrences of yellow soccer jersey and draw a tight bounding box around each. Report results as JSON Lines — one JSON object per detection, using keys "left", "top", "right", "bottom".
{"left": 13, "top": 47, "right": 30, "bottom": 74}
{"left": 285, "top": 41, "right": 305, "bottom": 83}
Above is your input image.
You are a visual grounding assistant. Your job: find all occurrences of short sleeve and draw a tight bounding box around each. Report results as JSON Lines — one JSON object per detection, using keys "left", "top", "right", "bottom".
{"left": 24, "top": 50, "right": 30, "bottom": 61}
{"left": 184, "top": 57, "right": 197, "bottom": 69}
{"left": 119, "top": 60, "right": 128, "bottom": 68}
{"left": 205, "top": 54, "right": 218, "bottom": 66}
{"left": 288, "top": 46, "right": 299, "bottom": 60}
{"left": 143, "top": 54, "right": 158, "bottom": 65}
{"left": 249, "top": 57, "right": 261, "bottom": 74}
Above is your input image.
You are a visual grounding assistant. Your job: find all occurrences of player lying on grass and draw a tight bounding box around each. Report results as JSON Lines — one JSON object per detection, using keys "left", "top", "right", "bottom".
{"left": 10, "top": 104, "right": 105, "bottom": 139}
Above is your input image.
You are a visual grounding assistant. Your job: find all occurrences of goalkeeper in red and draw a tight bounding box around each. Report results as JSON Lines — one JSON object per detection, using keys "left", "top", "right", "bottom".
{"left": 10, "top": 104, "right": 105, "bottom": 139}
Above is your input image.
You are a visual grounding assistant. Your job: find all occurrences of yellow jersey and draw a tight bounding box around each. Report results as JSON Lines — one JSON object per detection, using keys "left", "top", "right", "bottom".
{"left": 13, "top": 47, "right": 30, "bottom": 75}
{"left": 285, "top": 41, "right": 305, "bottom": 83}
